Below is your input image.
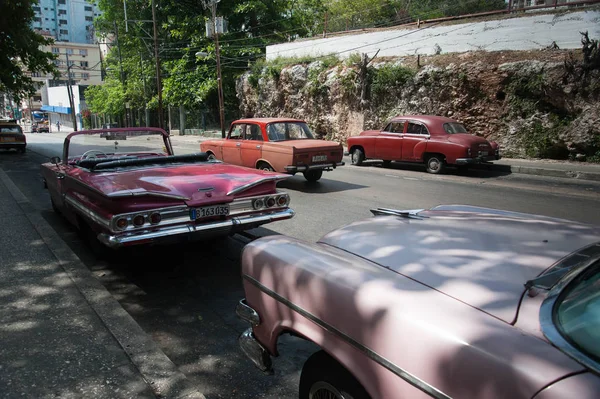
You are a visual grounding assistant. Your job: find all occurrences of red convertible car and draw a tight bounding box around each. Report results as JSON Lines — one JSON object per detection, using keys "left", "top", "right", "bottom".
{"left": 237, "top": 205, "right": 600, "bottom": 399}
{"left": 41, "top": 128, "right": 294, "bottom": 249}
{"left": 347, "top": 115, "right": 500, "bottom": 174}
{"left": 200, "top": 118, "right": 344, "bottom": 182}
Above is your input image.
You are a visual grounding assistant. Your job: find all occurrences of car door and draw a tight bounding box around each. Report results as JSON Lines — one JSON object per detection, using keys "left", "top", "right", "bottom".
{"left": 240, "top": 123, "right": 263, "bottom": 168}
{"left": 222, "top": 123, "right": 244, "bottom": 165}
{"left": 401, "top": 121, "right": 429, "bottom": 161}
{"left": 376, "top": 120, "right": 405, "bottom": 160}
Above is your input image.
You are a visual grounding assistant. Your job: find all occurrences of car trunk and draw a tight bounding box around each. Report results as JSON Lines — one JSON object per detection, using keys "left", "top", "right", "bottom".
{"left": 268, "top": 140, "right": 343, "bottom": 164}
{"left": 0, "top": 132, "right": 26, "bottom": 143}
{"left": 448, "top": 134, "right": 492, "bottom": 156}
{"left": 73, "top": 163, "right": 287, "bottom": 207}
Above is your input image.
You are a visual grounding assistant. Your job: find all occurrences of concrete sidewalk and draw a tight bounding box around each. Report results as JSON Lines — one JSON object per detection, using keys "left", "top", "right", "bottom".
{"left": 0, "top": 169, "right": 204, "bottom": 399}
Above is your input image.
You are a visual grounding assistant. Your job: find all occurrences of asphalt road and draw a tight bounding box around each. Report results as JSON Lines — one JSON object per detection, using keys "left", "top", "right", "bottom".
{"left": 2, "top": 134, "right": 600, "bottom": 398}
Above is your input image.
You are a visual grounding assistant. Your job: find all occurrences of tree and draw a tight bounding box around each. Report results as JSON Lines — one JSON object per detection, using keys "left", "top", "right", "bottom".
{"left": 0, "top": 0, "right": 58, "bottom": 102}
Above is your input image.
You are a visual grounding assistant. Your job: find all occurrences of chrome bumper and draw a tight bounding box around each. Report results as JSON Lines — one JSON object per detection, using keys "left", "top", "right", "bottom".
{"left": 97, "top": 208, "right": 294, "bottom": 248}
{"left": 236, "top": 299, "right": 272, "bottom": 373}
{"left": 455, "top": 156, "right": 496, "bottom": 165}
{"left": 285, "top": 162, "right": 345, "bottom": 173}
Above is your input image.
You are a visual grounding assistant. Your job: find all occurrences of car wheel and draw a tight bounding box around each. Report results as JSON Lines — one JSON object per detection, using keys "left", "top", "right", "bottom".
{"left": 303, "top": 169, "right": 323, "bottom": 182}
{"left": 382, "top": 160, "right": 391, "bottom": 168}
{"left": 351, "top": 149, "right": 364, "bottom": 166}
{"left": 79, "top": 220, "right": 114, "bottom": 260}
{"left": 299, "top": 351, "right": 370, "bottom": 399}
{"left": 207, "top": 153, "right": 217, "bottom": 161}
{"left": 426, "top": 155, "right": 445, "bottom": 174}
{"left": 257, "top": 162, "right": 274, "bottom": 172}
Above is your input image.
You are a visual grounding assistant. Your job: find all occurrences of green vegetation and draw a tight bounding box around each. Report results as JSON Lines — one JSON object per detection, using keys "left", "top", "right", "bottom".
{"left": 370, "top": 64, "right": 416, "bottom": 102}
{"left": 0, "top": 0, "right": 58, "bottom": 102}
{"left": 520, "top": 117, "right": 571, "bottom": 159}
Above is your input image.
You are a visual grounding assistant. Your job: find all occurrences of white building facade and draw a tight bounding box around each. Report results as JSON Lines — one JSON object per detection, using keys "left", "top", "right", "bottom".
{"left": 31, "top": 0, "right": 102, "bottom": 44}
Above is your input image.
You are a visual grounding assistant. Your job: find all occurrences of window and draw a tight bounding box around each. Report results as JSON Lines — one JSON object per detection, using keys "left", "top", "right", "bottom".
{"left": 58, "top": 9, "right": 66, "bottom": 15}
{"left": 443, "top": 123, "right": 468, "bottom": 134}
{"left": 229, "top": 124, "right": 245, "bottom": 140}
{"left": 59, "top": 19, "right": 67, "bottom": 25}
{"left": 32, "top": 72, "right": 42, "bottom": 77}
{"left": 79, "top": 49, "right": 88, "bottom": 56}
{"left": 85, "top": 6, "right": 93, "bottom": 11}
{"left": 85, "top": 16, "right": 93, "bottom": 21}
{"left": 33, "top": 96, "right": 42, "bottom": 102}
{"left": 384, "top": 121, "right": 405, "bottom": 133}
{"left": 555, "top": 264, "right": 600, "bottom": 362}
{"left": 66, "top": 48, "right": 73, "bottom": 55}
{"left": 80, "top": 61, "right": 88, "bottom": 67}
{"left": 81, "top": 73, "right": 90, "bottom": 80}
{"left": 60, "top": 29, "right": 69, "bottom": 35}
{"left": 45, "top": 18, "right": 49, "bottom": 21}
{"left": 34, "top": 17, "right": 41, "bottom": 22}
{"left": 406, "top": 122, "right": 429, "bottom": 135}
{"left": 69, "top": 72, "right": 76, "bottom": 79}
{"left": 267, "top": 122, "right": 314, "bottom": 141}
{"left": 33, "top": 6, "right": 40, "bottom": 12}
{"left": 67, "top": 60, "right": 75, "bottom": 66}
{"left": 246, "top": 124, "right": 263, "bottom": 141}
{"left": 51, "top": 47, "right": 60, "bottom": 54}
{"left": 58, "top": 0, "right": 66, "bottom": 4}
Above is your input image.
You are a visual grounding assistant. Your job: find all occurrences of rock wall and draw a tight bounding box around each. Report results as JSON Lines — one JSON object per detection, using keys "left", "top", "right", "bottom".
{"left": 237, "top": 48, "right": 600, "bottom": 160}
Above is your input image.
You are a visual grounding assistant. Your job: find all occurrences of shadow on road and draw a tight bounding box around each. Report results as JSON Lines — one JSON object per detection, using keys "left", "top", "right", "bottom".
{"left": 278, "top": 174, "right": 368, "bottom": 193}
{"left": 356, "top": 159, "right": 513, "bottom": 179}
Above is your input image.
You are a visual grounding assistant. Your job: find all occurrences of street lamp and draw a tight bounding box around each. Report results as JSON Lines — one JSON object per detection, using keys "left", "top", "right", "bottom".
{"left": 196, "top": 50, "right": 225, "bottom": 138}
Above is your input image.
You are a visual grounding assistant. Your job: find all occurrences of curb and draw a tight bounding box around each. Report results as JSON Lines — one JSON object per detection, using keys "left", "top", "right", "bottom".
{"left": 0, "top": 168, "right": 205, "bottom": 399}
{"left": 476, "top": 163, "right": 600, "bottom": 182}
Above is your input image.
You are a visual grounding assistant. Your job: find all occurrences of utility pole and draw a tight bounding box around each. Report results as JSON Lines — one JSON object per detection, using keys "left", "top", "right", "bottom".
{"left": 114, "top": 21, "right": 128, "bottom": 127}
{"left": 140, "top": 52, "right": 150, "bottom": 126}
{"left": 203, "top": 0, "right": 225, "bottom": 138}
{"left": 65, "top": 51, "right": 78, "bottom": 131}
{"left": 152, "top": 0, "right": 164, "bottom": 130}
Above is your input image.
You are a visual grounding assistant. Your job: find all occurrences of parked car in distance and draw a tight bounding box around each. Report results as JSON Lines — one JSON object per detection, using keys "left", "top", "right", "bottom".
{"left": 0, "top": 119, "right": 27, "bottom": 153}
{"left": 347, "top": 115, "right": 500, "bottom": 174}
{"left": 41, "top": 127, "right": 294, "bottom": 250}
{"left": 237, "top": 205, "right": 600, "bottom": 399}
{"left": 200, "top": 118, "right": 344, "bottom": 182}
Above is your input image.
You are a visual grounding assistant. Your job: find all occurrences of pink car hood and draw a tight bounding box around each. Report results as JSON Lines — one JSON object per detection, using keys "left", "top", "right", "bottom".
{"left": 73, "top": 163, "right": 287, "bottom": 206}
{"left": 318, "top": 209, "right": 600, "bottom": 323}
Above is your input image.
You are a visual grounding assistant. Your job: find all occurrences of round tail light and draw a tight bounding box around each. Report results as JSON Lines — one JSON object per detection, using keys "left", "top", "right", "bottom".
{"left": 149, "top": 212, "right": 161, "bottom": 224}
{"left": 266, "top": 197, "right": 276, "bottom": 208}
{"left": 277, "top": 195, "right": 288, "bottom": 207}
{"left": 132, "top": 214, "right": 145, "bottom": 227}
{"left": 253, "top": 198, "right": 265, "bottom": 210}
{"left": 115, "top": 217, "right": 128, "bottom": 230}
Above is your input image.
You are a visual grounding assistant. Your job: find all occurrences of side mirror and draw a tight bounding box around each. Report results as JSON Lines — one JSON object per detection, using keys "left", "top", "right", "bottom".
{"left": 50, "top": 156, "right": 61, "bottom": 165}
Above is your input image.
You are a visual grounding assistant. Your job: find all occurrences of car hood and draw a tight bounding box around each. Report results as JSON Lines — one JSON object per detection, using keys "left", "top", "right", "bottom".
{"left": 266, "top": 139, "right": 341, "bottom": 152}
{"left": 318, "top": 208, "right": 600, "bottom": 323}
{"left": 447, "top": 133, "right": 491, "bottom": 146}
{"left": 74, "top": 163, "right": 288, "bottom": 207}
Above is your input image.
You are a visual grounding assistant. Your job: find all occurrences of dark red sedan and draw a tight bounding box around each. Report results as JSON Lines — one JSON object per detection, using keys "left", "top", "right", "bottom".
{"left": 347, "top": 115, "right": 500, "bottom": 174}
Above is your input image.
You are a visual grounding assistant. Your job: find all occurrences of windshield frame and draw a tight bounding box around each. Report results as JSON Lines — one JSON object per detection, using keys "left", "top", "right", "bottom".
{"left": 62, "top": 127, "right": 173, "bottom": 165}
{"left": 540, "top": 246, "right": 600, "bottom": 375}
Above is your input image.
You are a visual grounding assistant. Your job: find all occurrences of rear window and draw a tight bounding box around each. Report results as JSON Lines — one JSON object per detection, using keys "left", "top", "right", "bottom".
{"left": 443, "top": 123, "right": 468, "bottom": 134}
{"left": 0, "top": 125, "right": 23, "bottom": 134}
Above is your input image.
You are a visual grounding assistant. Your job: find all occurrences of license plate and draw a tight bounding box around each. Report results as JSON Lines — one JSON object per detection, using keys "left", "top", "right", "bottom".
{"left": 480, "top": 151, "right": 488, "bottom": 156}
{"left": 312, "top": 155, "right": 327, "bottom": 162}
{"left": 1, "top": 137, "right": 16, "bottom": 142}
{"left": 190, "top": 204, "right": 230, "bottom": 220}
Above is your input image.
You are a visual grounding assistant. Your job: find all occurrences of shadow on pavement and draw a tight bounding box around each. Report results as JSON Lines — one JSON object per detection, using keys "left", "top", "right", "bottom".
{"left": 357, "top": 159, "right": 513, "bottom": 178}
{"left": 278, "top": 174, "right": 368, "bottom": 193}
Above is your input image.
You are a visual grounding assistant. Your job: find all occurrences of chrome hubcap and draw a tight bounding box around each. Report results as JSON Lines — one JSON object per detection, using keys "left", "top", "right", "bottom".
{"left": 309, "top": 382, "right": 351, "bottom": 399}
{"left": 351, "top": 153, "right": 358, "bottom": 163}
{"left": 428, "top": 158, "right": 440, "bottom": 171}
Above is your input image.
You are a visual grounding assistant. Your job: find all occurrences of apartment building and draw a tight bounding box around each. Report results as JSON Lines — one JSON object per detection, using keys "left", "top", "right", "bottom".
{"left": 31, "top": 0, "right": 102, "bottom": 44}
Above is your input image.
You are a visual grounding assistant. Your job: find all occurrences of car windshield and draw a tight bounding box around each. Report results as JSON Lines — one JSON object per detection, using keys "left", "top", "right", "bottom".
{"left": 555, "top": 262, "right": 600, "bottom": 362}
{"left": 65, "top": 129, "right": 209, "bottom": 171}
{"left": 443, "top": 122, "right": 469, "bottom": 134}
{"left": 266, "top": 122, "right": 315, "bottom": 141}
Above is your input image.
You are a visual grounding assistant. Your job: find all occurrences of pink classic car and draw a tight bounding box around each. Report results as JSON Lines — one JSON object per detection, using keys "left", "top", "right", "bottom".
{"left": 41, "top": 128, "right": 294, "bottom": 249}
{"left": 237, "top": 205, "right": 600, "bottom": 398}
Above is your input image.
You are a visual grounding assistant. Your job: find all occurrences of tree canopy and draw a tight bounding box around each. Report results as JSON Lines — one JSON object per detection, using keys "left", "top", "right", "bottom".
{"left": 85, "top": 0, "right": 507, "bottom": 123}
{"left": 0, "top": 0, "right": 58, "bottom": 102}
